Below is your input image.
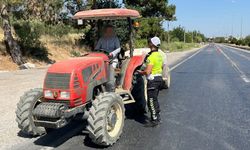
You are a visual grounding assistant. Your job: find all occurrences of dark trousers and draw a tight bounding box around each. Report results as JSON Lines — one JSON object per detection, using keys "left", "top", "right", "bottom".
{"left": 106, "top": 64, "right": 115, "bottom": 92}
{"left": 147, "top": 76, "right": 163, "bottom": 121}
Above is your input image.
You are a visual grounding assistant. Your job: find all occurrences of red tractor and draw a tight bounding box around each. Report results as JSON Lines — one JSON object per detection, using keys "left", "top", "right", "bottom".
{"left": 15, "top": 9, "right": 147, "bottom": 146}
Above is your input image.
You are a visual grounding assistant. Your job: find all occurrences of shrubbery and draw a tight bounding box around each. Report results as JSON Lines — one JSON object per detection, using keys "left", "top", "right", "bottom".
{"left": 13, "top": 20, "right": 48, "bottom": 60}
{"left": 245, "top": 36, "right": 250, "bottom": 47}
{"left": 224, "top": 35, "right": 250, "bottom": 47}
{"left": 135, "top": 39, "right": 148, "bottom": 48}
{"left": 12, "top": 20, "right": 88, "bottom": 61}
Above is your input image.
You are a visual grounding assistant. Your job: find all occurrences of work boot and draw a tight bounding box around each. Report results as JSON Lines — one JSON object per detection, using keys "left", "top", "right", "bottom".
{"left": 144, "top": 120, "right": 159, "bottom": 128}
{"left": 156, "top": 114, "right": 161, "bottom": 124}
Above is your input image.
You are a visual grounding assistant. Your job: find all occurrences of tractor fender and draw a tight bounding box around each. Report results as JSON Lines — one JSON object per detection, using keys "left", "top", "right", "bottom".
{"left": 122, "top": 55, "right": 146, "bottom": 90}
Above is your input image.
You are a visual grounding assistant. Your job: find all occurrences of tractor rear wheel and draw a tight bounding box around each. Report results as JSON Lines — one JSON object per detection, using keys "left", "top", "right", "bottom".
{"left": 87, "top": 92, "right": 125, "bottom": 146}
{"left": 16, "top": 88, "right": 46, "bottom": 136}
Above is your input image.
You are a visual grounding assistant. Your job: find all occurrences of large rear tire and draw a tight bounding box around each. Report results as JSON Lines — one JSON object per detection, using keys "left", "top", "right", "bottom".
{"left": 87, "top": 92, "right": 125, "bottom": 146}
{"left": 15, "top": 88, "right": 46, "bottom": 136}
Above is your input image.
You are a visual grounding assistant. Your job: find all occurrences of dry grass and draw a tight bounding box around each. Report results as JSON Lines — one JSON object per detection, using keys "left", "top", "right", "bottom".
{"left": 40, "top": 34, "right": 87, "bottom": 61}
{"left": 0, "top": 56, "right": 18, "bottom": 71}
{"left": 0, "top": 29, "right": 87, "bottom": 71}
{"left": 0, "top": 29, "right": 18, "bottom": 70}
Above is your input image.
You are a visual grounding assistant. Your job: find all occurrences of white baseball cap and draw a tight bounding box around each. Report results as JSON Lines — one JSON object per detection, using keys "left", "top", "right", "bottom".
{"left": 150, "top": 37, "right": 161, "bottom": 47}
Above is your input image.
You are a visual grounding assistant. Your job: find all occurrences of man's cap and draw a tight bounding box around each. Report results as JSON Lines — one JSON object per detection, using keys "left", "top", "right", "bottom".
{"left": 150, "top": 37, "right": 161, "bottom": 47}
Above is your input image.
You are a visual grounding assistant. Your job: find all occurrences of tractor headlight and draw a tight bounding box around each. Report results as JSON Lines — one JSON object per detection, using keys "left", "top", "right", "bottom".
{"left": 60, "top": 91, "right": 70, "bottom": 99}
{"left": 44, "top": 90, "right": 53, "bottom": 98}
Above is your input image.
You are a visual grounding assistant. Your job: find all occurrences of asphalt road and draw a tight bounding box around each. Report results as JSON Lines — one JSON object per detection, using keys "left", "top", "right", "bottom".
{"left": 12, "top": 44, "right": 250, "bottom": 150}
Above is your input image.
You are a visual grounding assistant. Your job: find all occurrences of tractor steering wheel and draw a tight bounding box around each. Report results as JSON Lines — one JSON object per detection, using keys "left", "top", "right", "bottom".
{"left": 94, "top": 49, "right": 115, "bottom": 64}
{"left": 94, "top": 49, "right": 110, "bottom": 55}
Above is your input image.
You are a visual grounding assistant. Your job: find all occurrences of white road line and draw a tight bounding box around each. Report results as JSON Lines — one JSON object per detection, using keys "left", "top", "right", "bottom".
{"left": 170, "top": 47, "right": 204, "bottom": 71}
{"left": 226, "top": 47, "right": 250, "bottom": 61}
{"left": 216, "top": 45, "right": 250, "bottom": 83}
{"left": 40, "top": 147, "right": 54, "bottom": 150}
{"left": 222, "top": 44, "right": 250, "bottom": 54}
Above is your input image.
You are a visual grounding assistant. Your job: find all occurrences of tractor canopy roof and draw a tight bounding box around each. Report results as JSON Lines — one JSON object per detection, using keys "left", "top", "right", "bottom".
{"left": 73, "top": 8, "right": 140, "bottom": 20}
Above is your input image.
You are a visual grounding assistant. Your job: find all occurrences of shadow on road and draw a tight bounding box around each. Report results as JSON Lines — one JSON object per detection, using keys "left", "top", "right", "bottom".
{"left": 125, "top": 103, "right": 148, "bottom": 124}
{"left": 16, "top": 104, "right": 149, "bottom": 149}
{"left": 16, "top": 109, "right": 147, "bottom": 149}
{"left": 33, "top": 120, "right": 86, "bottom": 148}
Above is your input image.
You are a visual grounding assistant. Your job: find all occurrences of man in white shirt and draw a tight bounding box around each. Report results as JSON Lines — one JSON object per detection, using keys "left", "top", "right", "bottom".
{"left": 95, "top": 25, "right": 121, "bottom": 91}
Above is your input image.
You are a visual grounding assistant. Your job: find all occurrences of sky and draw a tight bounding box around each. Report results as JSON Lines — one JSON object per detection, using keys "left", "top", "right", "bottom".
{"left": 164, "top": 0, "right": 250, "bottom": 38}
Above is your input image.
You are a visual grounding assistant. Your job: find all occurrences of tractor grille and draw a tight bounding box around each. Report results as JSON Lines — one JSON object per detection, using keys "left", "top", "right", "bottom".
{"left": 45, "top": 73, "right": 71, "bottom": 90}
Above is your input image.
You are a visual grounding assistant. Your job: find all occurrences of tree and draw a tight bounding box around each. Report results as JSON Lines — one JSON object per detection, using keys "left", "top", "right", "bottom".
{"left": 137, "top": 18, "right": 164, "bottom": 39}
{"left": 0, "top": 0, "right": 24, "bottom": 65}
{"left": 228, "top": 36, "right": 237, "bottom": 44}
{"left": 244, "top": 35, "right": 250, "bottom": 47}
{"left": 125, "top": 0, "right": 175, "bottom": 18}
{"left": 125, "top": 0, "right": 176, "bottom": 39}
{"left": 214, "top": 37, "right": 226, "bottom": 43}
{"left": 193, "top": 31, "right": 205, "bottom": 43}
{"left": 15, "top": 0, "right": 64, "bottom": 24}
{"left": 170, "top": 26, "right": 185, "bottom": 42}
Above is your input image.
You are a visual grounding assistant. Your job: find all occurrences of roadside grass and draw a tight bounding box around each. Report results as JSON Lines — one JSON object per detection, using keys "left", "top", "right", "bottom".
{"left": 161, "top": 42, "right": 201, "bottom": 52}
{"left": 40, "top": 34, "right": 87, "bottom": 61}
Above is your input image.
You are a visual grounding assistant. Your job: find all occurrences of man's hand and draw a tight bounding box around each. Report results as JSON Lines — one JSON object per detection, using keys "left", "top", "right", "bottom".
{"left": 138, "top": 65, "right": 153, "bottom": 75}
{"left": 108, "top": 53, "right": 113, "bottom": 59}
{"left": 137, "top": 70, "right": 145, "bottom": 75}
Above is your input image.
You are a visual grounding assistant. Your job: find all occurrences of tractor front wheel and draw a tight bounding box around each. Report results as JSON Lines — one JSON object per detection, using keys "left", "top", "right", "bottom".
{"left": 16, "top": 88, "right": 46, "bottom": 136}
{"left": 87, "top": 92, "right": 125, "bottom": 146}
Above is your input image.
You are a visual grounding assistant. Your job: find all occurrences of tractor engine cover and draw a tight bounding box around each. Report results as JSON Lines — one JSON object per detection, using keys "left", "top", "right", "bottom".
{"left": 33, "top": 102, "right": 67, "bottom": 119}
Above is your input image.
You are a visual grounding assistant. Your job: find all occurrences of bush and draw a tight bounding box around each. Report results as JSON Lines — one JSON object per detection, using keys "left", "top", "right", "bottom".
{"left": 70, "top": 50, "right": 81, "bottom": 57}
{"left": 171, "top": 37, "right": 180, "bottom": 42}
{"left": 236, "top": 39, "right": 244, "bottom": 46}
{"left": 13, "top": 20, "right": 49, "bottom": 61}
{"left": 44, "top": 24, "right": 79, "bottom": 37}
{"left": 135, "top": 39, "right": 148, "bottom": 48}
{"left": 244, "top": 35, "right": 250, "bottom": 47}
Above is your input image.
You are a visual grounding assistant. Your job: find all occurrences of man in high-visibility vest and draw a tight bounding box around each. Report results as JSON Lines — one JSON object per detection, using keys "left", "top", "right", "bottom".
{"left": 139, "top": 37, "right": 163, "bottom": 127}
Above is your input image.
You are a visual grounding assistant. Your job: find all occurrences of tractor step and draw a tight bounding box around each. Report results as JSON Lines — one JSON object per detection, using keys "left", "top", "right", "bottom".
{"left": 115, "top": 89, "right": 135, "bottom": 104}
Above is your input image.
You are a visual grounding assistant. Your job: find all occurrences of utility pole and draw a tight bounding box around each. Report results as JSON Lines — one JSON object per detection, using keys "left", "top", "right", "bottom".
{"left": 167, "top": 21, "right": 170, "bottom": 43}
{"left": 183, "top": 28, "right": 186, "bottom": 43}
{"left": 231, "top": 22, "right": 234, "bottom": 37}
{"left": 192, "top": 32, "right": 194, "bottom": 43}
{"left": 240, "top": 17, "right": 243, "bottom": 39}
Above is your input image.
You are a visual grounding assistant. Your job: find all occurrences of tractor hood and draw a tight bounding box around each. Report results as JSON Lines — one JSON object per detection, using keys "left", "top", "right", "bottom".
{"left": 47, "top": 53, "right": 108, "bottom": 73}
